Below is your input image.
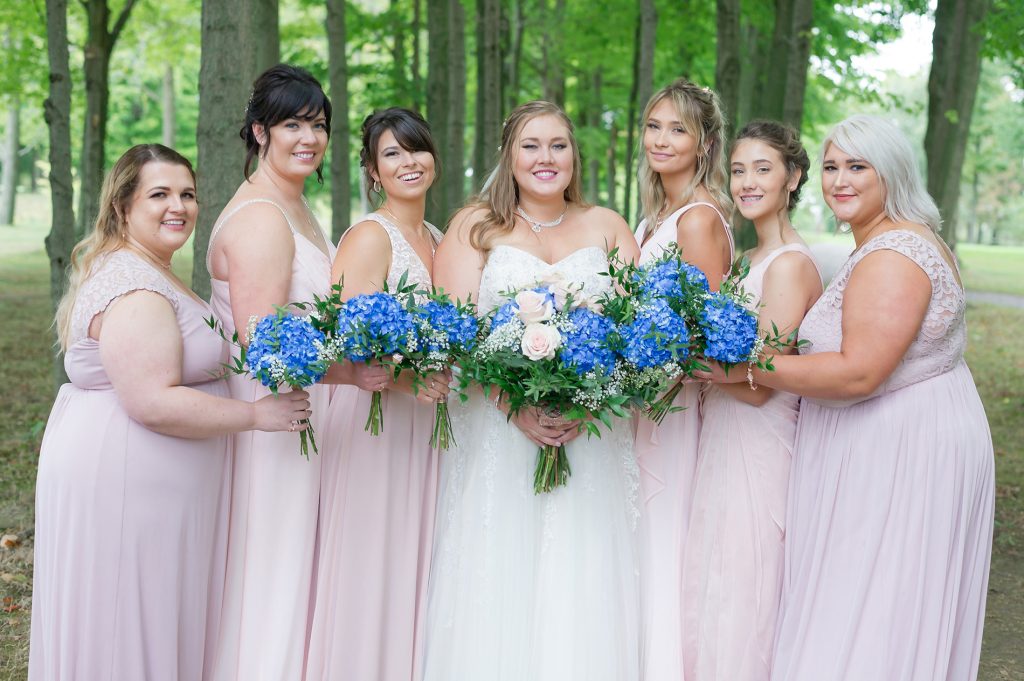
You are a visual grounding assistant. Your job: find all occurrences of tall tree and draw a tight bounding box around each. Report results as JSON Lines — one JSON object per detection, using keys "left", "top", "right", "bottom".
{"left": 473, "top": 0, "right": 503, "bottom": 189}
{"left": 504, "top": 0, "right": 525, "bottom": 112}
{"left": 162, "top": 65, "right": 175, "bottom": 148}
{"left": 43, "top": 0, "right": 75, "bottom": 387}
{"left": 758, "top": 0, "right": 813, "bottom": 128}
{"left": 192, "top": 0, "right": 280, "bottom": 297}
{"left": 0, "top": 94, "right": 17, "bottom": 225}
{"left": 426, "top": 0, "right": 466, "bottom": 226}
{"left": 715, "top": 0, "right": 741, "bottom": 133}
{"left": 924, "top": 0, "right": 991, "bottom": 248}
{"left": 326, "top": 0, "right": 351, "bottom": 240}
{"left": 541, "top": 0, "right": 567, "bottom": 106}
{"left": 77, "top": 0, "right": 140, "bottom": 238}
{"left": 623, "top": 0, "right": 656, "bottom": 219}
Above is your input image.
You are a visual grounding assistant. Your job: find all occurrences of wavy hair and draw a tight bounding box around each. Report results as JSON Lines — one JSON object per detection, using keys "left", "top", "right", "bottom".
{"left": 822, "top": 114, "right": 941, "bottom": 232}
{"left": 55, "top": 144, "right": 196, "bottom": 349}
{"left": 467, "top": 101, "right": 587, "bottom": 252}
{"left": 637, "top": 78, "right": 732, "bottom": 229}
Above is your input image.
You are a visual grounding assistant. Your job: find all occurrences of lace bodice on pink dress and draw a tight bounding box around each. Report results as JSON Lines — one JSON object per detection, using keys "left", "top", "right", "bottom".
{"left": 798, "top": 229, "right": 965, "bottom": 402}
{"left": 354, "top": 212, "right": 443, "bottom": 292}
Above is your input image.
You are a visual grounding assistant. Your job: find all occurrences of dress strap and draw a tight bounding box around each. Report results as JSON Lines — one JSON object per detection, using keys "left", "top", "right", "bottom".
{"left": 754, "top": 243, "right": 823, "bottom": 285}
{"left": 670, "top": 201, "right": 735, "bottom": 264}
{"left": 206, "top": 198, "right": 298, "bottom": 274}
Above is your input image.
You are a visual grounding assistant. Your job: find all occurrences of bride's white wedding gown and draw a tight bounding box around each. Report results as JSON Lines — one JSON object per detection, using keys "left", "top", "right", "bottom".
{"left": 421, "top": 244, "right": 641, "bottom": 681}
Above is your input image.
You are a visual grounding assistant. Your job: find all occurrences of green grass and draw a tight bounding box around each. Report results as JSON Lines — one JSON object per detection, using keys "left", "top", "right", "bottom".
{"left": 960, "top": 244, "right": 1024, "bottom": 298}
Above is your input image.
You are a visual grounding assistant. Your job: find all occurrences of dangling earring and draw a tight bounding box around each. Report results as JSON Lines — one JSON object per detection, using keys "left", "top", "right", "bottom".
{"left": 373, "top": 180, "right": 381, "bottom": 193}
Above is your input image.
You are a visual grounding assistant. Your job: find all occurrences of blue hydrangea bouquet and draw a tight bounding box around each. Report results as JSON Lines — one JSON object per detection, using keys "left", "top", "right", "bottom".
{"left": 461, "top": 277, "right": 631, "bottom": 494}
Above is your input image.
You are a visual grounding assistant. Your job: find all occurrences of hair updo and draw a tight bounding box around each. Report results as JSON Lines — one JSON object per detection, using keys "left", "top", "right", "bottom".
{"left": 359, "top": 107, "right": 439, "bottom": 203}
{"left": 734, "top": 119, "right": 810, "bottom": 212}
{"left": 240, "top": 63, "right": 332, "bottom": 183}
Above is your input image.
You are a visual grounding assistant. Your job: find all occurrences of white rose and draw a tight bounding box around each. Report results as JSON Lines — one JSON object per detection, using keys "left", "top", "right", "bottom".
{"left": 515, "top": 290, "right": 554, "bottom": 323}
{"left": 520, "top": 322, "right": 562, "bottom": 361}
{"left": 575, "top": 294, "right": 604, "bottom": 314}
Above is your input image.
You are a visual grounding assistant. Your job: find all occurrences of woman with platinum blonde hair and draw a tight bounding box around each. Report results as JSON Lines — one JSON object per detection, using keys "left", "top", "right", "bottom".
{"left": 701, "top": 114, "right": 994, "bottom": 681}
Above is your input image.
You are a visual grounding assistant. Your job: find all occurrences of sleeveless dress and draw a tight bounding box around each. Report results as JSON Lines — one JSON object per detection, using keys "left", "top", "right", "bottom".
{"left": 29, "top": 250, "right": 231, "bottom": 681}
{"left": 770, "top": 230, "right": 994, "bottom": 681}
{"left": 206, "top": 199, "right": 336, "bottom": 681}
{"left": 306, "top": 213, "right": 444, "bottom": 681}
{"left": 632, "top": 202, "right": 734, "bottom": 681}
{"left": 421, "top": 245, "right": 641, "bottom": 681}
{"left": 681, "top": 244, "right": 821, "bottom": 681}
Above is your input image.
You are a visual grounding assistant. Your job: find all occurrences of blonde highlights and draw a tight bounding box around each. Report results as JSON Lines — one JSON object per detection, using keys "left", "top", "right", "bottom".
{"left": 637, "top": 79, "right": 732, "bottom": 229}
{"left": 468, "top": 101, "right": 587, "bottom": 252}
{"left": 55, "top": 144, "right": 196, "bottom": 349}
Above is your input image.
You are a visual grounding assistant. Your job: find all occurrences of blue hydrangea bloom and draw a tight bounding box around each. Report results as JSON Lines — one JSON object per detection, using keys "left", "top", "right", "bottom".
{"left": 635, "top": 260, "right": 710, "bottom": 300}
{"left": 490, "top": 300, "right": 520, "bottom": 331}
{"left": 700, "top": 293, "right": 758, "bottom": 363}
{"left": 559, "top": 307, "right": 618, "bottom": 375}
{"left": 679, "top": 262, "right": 710, "bottom": 292}
{"left": 417, "top": 300, "right": 479, "bottom": 352}
{"left": 620, "top": 298, "right": 690, "bottom": 368}
{"left": 336, "top": 292, "right": 415, "bottom": 360}
{"left": 247, "top": 313, "right": 327, "bottom": 388}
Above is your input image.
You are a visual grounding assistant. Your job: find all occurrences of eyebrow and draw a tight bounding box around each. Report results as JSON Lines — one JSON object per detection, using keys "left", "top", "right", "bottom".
{"left": 147, "top": 185, "right": 194, "bottom": 192}
{"left": 519, "top": 136, "right": 569, "bottom": 143}
{"left": 647, "top": 117, "right": 683, "bottom": 126}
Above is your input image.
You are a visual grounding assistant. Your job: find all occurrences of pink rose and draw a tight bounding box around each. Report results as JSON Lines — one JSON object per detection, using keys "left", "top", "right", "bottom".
{"left": 520, "top": 322, "right": 562, "bottom": 361}
{"left": 515, "top": 290, "right": 554, "bottom": 323}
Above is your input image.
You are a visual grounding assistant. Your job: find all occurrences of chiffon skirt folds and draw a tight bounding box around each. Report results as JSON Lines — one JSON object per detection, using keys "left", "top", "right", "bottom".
{"left": 421, "top": 393, "right": 642, "bottom": 681}
{"left": 771, "top": 362, "right": 994, "bottom": 681}
{"left": 30, "top": 382, "right": 231, "bottom": 681}
{"left": 306, "top": 387, "right": 439, "bottom": 681}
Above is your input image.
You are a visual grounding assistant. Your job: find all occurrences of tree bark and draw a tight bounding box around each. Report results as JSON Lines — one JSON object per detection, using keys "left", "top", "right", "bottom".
{"left": 924, "top": 0, "right": 990, "bottom": 249}
{"left": 504, "top": 0, "right": 524, "bottom": 113}
{"left": 473, "top": 0, "right": 502, "bottom": 189}
{"left": 426, "top": 0, "right": 466, "bottom": 227}
{"left": 606, "top": 119, "right": 617, "bottom": 208}
{"left": 0, "top": 95, "right": 18, "bottom": 225}
{"left": 715, "top": 0, "right": 741, "bottom": 133}
{"left": 782, "top": 0, "right": 813, "bottom": 128}
{"left": 412, "top": 0, "right": 423, "bottom": 109}
{"left": 541, "top": 0, "right": 567, "bottom": 106}
{"left": 623, "top": 16, "right": 640, "bottom": 218}
{"left": 192, "top": 0, "right": 280, "bottom": 297}
{"left": 624, "top": 0, "right": 655, "bottom": 221}
{"left": 44, "top": 0, "right": 75, "bottom": 387}
{"left": 586, "top": 70, "right": 602, "bottom": 204}
{"left": 162, "top": 65, "right": 175, "bottom": 148}
{"left": 326, "top": 0, "right": 351, "bottom": 240}
{"left": 390, "top": 0, "right": 407, "bottom": 98}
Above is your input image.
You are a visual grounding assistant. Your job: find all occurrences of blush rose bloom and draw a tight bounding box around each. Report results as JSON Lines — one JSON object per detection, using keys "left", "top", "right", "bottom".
{"left": 521, "top": 322, "right": 562, "bottom": 360}
{"left": 515, "top": 289, "right": 554, "bottom": 323}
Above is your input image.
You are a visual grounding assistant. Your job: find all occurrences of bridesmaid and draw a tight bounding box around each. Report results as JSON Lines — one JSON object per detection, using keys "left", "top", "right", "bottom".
{"left": 306, "top": 108, "right": 448, "bottom": 681}
{"left": 681, "top": 120, "right": 821, "bottom": 681}
{"left": 29, "top": 145, "right": 309, "bottom": 681}
{"left": 206, "top": 64, "right": 386, "bottom": 680}
{"left": 701, "top": 115, "right": 994, "bottom": 681}
{"left": 631, "top": 77, "right": 733, "bottom": 681}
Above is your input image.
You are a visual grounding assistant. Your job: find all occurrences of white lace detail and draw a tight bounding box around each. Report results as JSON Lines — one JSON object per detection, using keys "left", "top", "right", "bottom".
{"left": 355, "top": 213, "right": 439, "bottom": 292}
{"left": 478, "top": 245, "right": 612, "bottom": 313}
{"left": 70, "top": 251, "right": 180, "bottom": 344}
{"left": 799, "top": 229, "right": 966, "bottom": 395}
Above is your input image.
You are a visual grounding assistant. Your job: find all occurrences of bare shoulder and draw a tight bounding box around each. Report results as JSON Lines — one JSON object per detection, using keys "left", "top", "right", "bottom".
{"left": 218, "top": 200, "right": 294, "bottom": 248}
{"left": 578, "top": 205, "right": 628, "bottom": 229}
{"left": 444, "top": 205, "right": 490, "bottom": 246}
{"left": 676, "top": 204, "right": 725, "bottom": 243}
{"left": 340, "top": 219, "right": 392, "bottom": 250}
{"left": 763, "top": 250, "right": 823, "bottom": 298}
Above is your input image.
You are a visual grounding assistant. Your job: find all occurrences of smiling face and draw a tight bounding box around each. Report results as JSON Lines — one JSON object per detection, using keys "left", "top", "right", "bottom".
{"left": 643, "top": 97, "right": 699, "bottom": 178}
{"left": 371, "top": 128, "right": 436, "bottom": 201}
{"left": 821, "top": 143, "right": 885, "bottom": 228}
{"left": 255, "top": 109, "right": 329, "bottom": 180}
{"left": 511, "top": 114, "right": 574, "bottom": 201}
{"left": 123, "top": 161, "right": 198, "bottom": 261}
{"left": 730, "top": 139, "right": 799, "bottom": 222}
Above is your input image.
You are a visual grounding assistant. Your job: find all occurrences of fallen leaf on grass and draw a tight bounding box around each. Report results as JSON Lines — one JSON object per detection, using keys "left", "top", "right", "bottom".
{"left": 0, "top": 534, "right": 19, "bottom": 549}
{"left": 2, "top": 596, "right": 20, "bottom": 613}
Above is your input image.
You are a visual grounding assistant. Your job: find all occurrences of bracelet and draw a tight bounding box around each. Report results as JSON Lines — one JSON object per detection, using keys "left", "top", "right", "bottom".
{"left": 746, "top": 362, "right": 758, "bottom": 391}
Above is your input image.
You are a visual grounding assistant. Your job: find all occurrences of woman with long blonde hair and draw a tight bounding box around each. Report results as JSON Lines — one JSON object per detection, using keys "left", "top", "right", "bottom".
{"left": 631, "top": 77, "right": 734, "bottom": 681}
{"left": 30, "top": 144, "right": 308, "bottom": 681}
{"left": 421, "top": 100, "right": 642, "bottom": 680}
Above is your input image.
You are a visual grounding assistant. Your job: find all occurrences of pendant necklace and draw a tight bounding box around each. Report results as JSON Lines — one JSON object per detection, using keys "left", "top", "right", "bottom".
{"left": 516, "top": 204, "right": 567, "bottom": 232}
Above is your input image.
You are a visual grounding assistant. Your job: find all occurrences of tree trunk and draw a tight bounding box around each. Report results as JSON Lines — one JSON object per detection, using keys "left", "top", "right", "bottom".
{"left": 0, "top": 95, "right": 18, "bottom": 225}
{"left": 44, "top": 0, "right": 75, "bottom": 388}
{"left": 326, "top": 0, "right": 352, "bottom": 240}
{"left": 162, "top": 65, "right": 175, "bottom": 148}
{"left": 924, "top": 0, "right": 990, "bottom": 249}
{"left": 192, "top": 0, "right": 280, "bottom": 297}
{"left": 541, "top": 0, "right": 567, "bottom": 106}
{"left": 623, "top": 0, "right": 655, "bottom": 221}
{"left": 473, "top": 0, "right": 502, "bottom": 189}
{"left": 605, "top": 120, "right": 617, "bottom": 208}
{"left": 426, "top": 0, "right": 466, "bottom": 227}
{"left": 782, "top": 0, "right": 813, "bottom": 128}
{"left": 391, "top": 0, "right": 407, "bottom": 98}
{"left": 28, "top": 145, "right": 39, "bottom": 193}
{"left": 504, "top": 0, "right": 524, "bottom": 113}
{"left": 412, "top": 0, "right": 423, "bottom": 109}
{"left": 586, "top": 70, "right": 602, "bottom": 204}
{"left": 715, "top": 0, "right": 741, "bottom": 134}
{"left": 623, "top": 16, "right": 640, "bottom": 218}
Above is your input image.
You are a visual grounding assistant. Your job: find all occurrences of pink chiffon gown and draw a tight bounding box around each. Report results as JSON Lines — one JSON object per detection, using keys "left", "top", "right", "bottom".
{"left": 305, "top": 213, "right": 443, "bottom": 681}
{"left": 770, "top": 230, "right": 994, "bottom": 681}
{"left": 206, "top": 199, "right": 336, "bottom": 681}
{"left": 29, "top": 250, "right": 231, "bottom": 681}
{"left": 681, "top": 244, "right": 820, "bottom": 681}
{"left": 633, "top": 202, "right": 734, "bottom": 681}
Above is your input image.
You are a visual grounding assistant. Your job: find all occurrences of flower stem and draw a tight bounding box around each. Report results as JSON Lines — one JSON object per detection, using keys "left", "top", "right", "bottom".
{"left": 533, "top": 443, "right": 571, "bottom": 494}
{"left": 431, "top": 401, "right": 455, "bottom": 450}
{"left": 646, "top": 381, "right": 684, "bottom": 425}
{"left": 299, "top": 418, "right": 319, "bottom": 459}
{"left": 364, "top": 390, "right": 384, "bottom": 435}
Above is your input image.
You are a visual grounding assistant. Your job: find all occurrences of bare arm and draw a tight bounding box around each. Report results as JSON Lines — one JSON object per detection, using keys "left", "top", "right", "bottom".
{"left": 433, "top": 207, "right": 488, "bottom": 304}
{"left": 676, "top": 206, "right": 731, "bottom": 292}
{"left": 98, "top": 291, "right": 311, "bottom": 439}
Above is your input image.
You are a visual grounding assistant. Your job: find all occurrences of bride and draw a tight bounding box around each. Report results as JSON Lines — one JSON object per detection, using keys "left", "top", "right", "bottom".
{"left": 421, "top": 101, "right": 642, "bottom": 680}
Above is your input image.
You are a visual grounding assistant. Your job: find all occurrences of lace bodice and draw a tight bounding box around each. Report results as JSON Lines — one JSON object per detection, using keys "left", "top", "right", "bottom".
{"left": 798, "top": 229, "right": 966, "bottom": 399}
{"left": 477, "top": 245, "right": 613, "bottom": 313}
{"left": 350, "top": 213, "right": 443, "bottom": 292}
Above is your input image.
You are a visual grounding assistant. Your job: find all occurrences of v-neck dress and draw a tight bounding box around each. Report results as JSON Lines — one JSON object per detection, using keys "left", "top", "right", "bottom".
{"left": 206, "top": 198, "right": 336, "bottom": 681}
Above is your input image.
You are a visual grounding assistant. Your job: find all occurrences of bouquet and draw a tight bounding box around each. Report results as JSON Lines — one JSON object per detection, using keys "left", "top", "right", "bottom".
{"left": 403, "top": 294, "right": 480, "bottom": 449}
{"left": 462, "top": 276, "right": 630, "bottom": 493}
{"left": 207, "top": 308, "right": 332, "bottom": 458}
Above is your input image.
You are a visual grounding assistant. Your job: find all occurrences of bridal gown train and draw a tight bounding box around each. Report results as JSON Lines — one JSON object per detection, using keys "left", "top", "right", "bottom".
{"left": 420, "top": 245, "right": 641, "bottom": 681}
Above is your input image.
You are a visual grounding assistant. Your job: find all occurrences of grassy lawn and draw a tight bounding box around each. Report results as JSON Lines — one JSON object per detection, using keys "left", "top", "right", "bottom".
{"left": 0, "top": 195, "right": 1022, "bottom": 679}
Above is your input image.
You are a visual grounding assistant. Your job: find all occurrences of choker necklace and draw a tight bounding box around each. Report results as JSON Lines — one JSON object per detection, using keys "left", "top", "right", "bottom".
{"left": 516, "top": 205, "right": 567, "bottom": 232}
